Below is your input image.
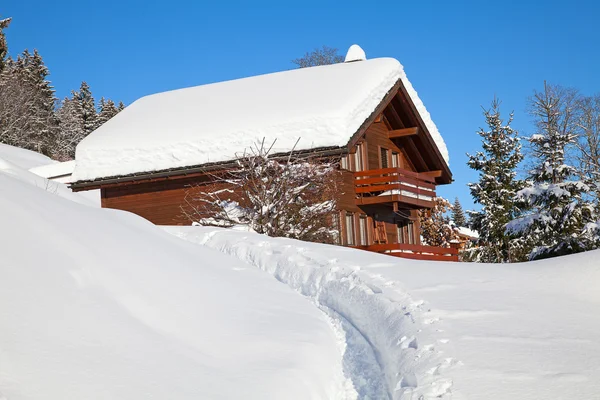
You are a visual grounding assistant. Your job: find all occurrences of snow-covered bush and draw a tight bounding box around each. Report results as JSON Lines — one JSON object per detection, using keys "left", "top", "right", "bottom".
{"left": 182, "top": 140, "right": 341, "bottom": 244}
{"left": 420, "top": 197, "right": 457, "bottom": 247}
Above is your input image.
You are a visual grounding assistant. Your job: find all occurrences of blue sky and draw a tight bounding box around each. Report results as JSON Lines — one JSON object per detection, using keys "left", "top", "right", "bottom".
{"left": 3, "top": 0, "right": 600, "bottom": 209}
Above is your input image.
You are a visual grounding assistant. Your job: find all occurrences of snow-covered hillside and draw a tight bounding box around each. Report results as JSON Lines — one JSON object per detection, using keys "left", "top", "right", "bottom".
{"left": 169, "top": 226, "right": 600, "bottom": 400}
{"left": 0, "top": 146, "right": 351, "bottom": 400}
{"left": 2, "top": 144, "right": 600, "bottom": 399}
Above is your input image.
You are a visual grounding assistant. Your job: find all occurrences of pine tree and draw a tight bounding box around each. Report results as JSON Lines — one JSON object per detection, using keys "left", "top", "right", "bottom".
{"left": 95, "top": 97, "right": 119, "bottom": 129}
{"left": 451, "top": 197, "right": 467, "bottom": 227}
{"left": 467, "top": 98, "right": 525, "bottom": 263}
{"left": 117, "top": 101, "right": 125, "bottom": 112}
{"left": 55, "top": 95, "right": 85, "bottom": 160}
{"left": 0, "top": 16, "right": 11, "bottom": 72}
{"left": 76, "top": 81, "right": 97, "bottom": 134}
{"left": 0, "top": 49, "right": 58, "bottom": 155}
{"left": 507, "top": 83, "right": 597, "bottom": 260}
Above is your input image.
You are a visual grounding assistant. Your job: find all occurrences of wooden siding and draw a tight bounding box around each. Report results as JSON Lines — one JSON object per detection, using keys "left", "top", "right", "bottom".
{"left": 364, "top": 120, "right": 416, "bottom": 172}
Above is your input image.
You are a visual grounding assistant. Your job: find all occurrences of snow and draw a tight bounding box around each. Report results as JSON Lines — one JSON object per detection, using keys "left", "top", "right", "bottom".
{"left": 0, "top": 143, "right": 53, "bottom": 169}
{"left": 344, "top": 44, "right": 366, "bottom": 62}
{"left": 29, "top": 160, "right": 76, "bottom": 183}
{"left": 73, "top": 56, "right": 449, "bottom": 182}
{"left": 0, "top": 152, "right": 351, "bottom": 399}
{"left": 0, "top": 145, "right": 99, "bottom": 207}
{"left": 379, "top": 188, "right": 434, "bottom": 202}
{"left": 455, "top": 226, "right": 479, "bottom": 239}
{"left": 168, "top": 226, "right": 600, "bottom": 400}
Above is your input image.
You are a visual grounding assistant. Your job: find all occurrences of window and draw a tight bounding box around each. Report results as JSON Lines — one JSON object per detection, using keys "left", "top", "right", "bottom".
{"left": 340, "top": 156, "right": 349, "bottom": 170}
{"left": 355, "top": 143, "right": 365, "bottom": 171}
{"left": 391, "top": 152, "right": 399, "bottom": 168}
{"left": 398, "top": 221, "right": 415, "bottom": 244}
{"left": 407, "top": 222, "right": 415, "bottom": 244}
{"left": 332, "top": 213, "right": 342, "bottom": 245}
{"left": 359, "top": 215, "right": 368, "bottom": 246}
{"left": 345, "top": 213, "right": 356, "bottom": 246}
{"left": 397, "top": 224, "right": 405, "bottom": 244}
{"left": 380, "top": 147, "right": 389, "bottom": 168}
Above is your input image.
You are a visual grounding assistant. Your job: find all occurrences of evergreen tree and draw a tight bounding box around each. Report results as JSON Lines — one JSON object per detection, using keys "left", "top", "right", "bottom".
{"left": 95, "top": 97, "right": 119, "bottom": 129}
{"left": 467, "top": 98, "right": 525, "bottom": 263}
{"left": 507, "top": 83, "right": 597, "bottom": 260}
{"left": 0, "top": 16, "right": 11, "bottom": 72}
{"left": 55, "top": 95, "right": 85, "bottom": 160}
{"left": 75, "top": 81, "right": 97, "bottom": 134}
{"left": 451, "top": 197, "right": 467, "bottom": 227}
{"left": 0, "top": 49, "right": 58, "bottom": 155}
{"left": 117, "top": 101, "right": 125, "bottom": 112}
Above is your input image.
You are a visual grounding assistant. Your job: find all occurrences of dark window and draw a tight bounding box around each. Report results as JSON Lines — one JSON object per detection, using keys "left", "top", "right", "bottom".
{"left": 380, "top": 147, "right": 389, "bottom": 168}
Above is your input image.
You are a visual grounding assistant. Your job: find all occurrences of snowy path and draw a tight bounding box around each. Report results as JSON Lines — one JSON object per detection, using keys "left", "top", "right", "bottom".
{"left": 166, "top": 227, "right": 456, "bottom": 399}
{"left": 167, "top": 226, "right": 600, "bottom": 400}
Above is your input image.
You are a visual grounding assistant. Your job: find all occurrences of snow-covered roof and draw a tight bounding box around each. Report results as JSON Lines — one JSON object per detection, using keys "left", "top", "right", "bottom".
{"left": 73, "top": 52, "right": 449, "bottom": 182}
{"left": 455, "top": 226, "right": 479, "bottom": 239}
{"left": 29, "top": 160, "right": 76, "bottom": 180}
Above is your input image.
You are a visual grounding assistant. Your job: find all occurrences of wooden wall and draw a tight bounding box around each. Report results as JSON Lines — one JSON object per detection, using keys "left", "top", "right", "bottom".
{"left": 101, "top": 175, "right": 226, "bottom": 225}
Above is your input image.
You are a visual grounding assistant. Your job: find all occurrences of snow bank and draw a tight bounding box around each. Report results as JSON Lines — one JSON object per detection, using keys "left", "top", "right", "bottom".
{"left": 0, "top": 143, "right": 53, "bottom": 169}
{"left": 168, "top": 226, "right": 600, "bottom": 400}
{"left": 0, "top": 147, "right": 97, "bottom": 207}
{"left": 73, "top": 56, "right": 449, "bottom": 182}
{"left": 29, "top": 159, "right": 76, "bottom": 183}
{"left": 0, "top": 165, "right": 350, "bottom": 399}
{"left": 167, "top": 226, "right": 455, "bottom": 399}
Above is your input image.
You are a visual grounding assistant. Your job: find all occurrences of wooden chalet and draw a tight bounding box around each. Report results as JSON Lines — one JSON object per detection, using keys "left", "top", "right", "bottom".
{"left": 71, "top": 45, "right": 455, "bottom": 261}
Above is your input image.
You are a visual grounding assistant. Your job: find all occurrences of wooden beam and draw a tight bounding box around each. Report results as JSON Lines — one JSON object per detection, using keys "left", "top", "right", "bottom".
{"left": 420, "top": 170, "right": 442, "bottom": 179}
{"left": 383, "top": 100, "right": 405, "bottom": 129}
{"left": 388, "top": 127, "right": 418, "bottom": 139}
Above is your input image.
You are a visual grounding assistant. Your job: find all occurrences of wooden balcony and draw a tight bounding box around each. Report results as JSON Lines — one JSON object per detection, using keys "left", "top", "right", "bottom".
{"left": 354, "top": 167, "right": 436, "bottom": 208}
{"left": 353, "top": 243, "right": 458, "bottom": 262}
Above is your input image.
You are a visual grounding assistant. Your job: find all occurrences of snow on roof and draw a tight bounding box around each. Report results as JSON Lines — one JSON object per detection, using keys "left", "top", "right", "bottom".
{"left": 73, "top": 55, "right": 450, "bottom": 182}
{"left": 344, "top": 44, "right": 366, "bottom": 62}
{"left": 29, "top": 160, "right": 76, "bottom": 180}
{"left": 455, "top": 226, "right": 479, "bottom": 239}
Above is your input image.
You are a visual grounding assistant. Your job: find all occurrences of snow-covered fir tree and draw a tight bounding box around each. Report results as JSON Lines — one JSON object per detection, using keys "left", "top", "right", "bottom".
{"left": 451, "top": 197, "right": 467, "bottom": 227}
{"left": 117, "top": 101, "right": 125, "bottom": 112}
{"left": 467, "top": 98, "right": 525, "bottom": 263}
{"left": 0, "top": 16, "right": 11, "bottom": 72}
{"left": 55, "top": 95, "right": 85, "bottom": 160}
{"left": 507, "top": 83, "right": 597, "bottom": 260}
{"left": 75, "top": 81, "right": 97, "bottom": 135}
{"left": 0, "top": 49, "right": 58, "bottom": 155}
{"left": 420, "top": 197, "right": 457, "bottom": 247}
{"left": 95, "top": 97, "right": 119, "bottom": 129}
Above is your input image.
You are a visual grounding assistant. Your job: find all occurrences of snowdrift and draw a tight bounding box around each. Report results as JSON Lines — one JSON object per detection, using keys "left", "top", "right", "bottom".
{"left": 0, "top": 147, "right": 349, "bottom": 399}
{"left": 169, "top": 226, "right": 600, "bottom": 400}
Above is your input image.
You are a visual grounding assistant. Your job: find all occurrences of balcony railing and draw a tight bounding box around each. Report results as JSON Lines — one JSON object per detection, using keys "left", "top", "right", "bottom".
{"left": 354, "top": 167, "right": 436, "bottom": 208}
{"left": 353, "top": 243, "right": 458, "bottom": 262}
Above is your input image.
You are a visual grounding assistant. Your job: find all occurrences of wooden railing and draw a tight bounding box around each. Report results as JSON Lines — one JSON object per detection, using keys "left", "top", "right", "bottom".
{"left": 353, "top": 243, "right": 458, "bottom": 262}
{"left": 354, "top": 168, "right": 436, "bottom": 208}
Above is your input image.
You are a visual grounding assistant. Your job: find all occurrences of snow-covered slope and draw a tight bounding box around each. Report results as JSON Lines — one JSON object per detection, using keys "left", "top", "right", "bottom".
{"left": 0, "top": 146, "right": 98, "bottom": 207}
{"left": 168, "top": 226, "right": 600, "bottom": 400}
{"left": 0, "top": 143, "right": 53, "bottom": 170}
{"left": 0, "top": 161, "right": 351, "bottom": 399}
{"left": 73, "top": 56, "right": 449, "bottom": 182}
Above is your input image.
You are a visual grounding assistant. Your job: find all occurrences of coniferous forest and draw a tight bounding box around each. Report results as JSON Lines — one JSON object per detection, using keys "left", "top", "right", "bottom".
{"left": 0, "top": 16, "right": 123, "bottom": 161}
